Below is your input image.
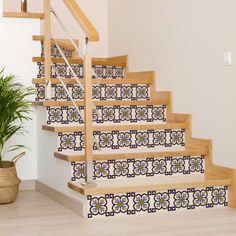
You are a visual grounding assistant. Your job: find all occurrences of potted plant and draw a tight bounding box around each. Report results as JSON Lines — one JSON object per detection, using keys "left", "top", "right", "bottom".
{"left": 0, "top": 69, "right": 34, "bottom": 204}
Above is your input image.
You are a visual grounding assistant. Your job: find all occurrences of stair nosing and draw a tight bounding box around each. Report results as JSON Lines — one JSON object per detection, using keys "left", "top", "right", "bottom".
{"left": 32, "top": 35, "right": 76, "bottom": 50}
{"left": 41, "top": 100, "right": 168, "bottom": 107}
{"left": 33, "top": 57, "right": 127, "bottom": 67}
{"left": 54, "top": 148, "right": 208, "bottom": 162}
{"left": 3, "top": 12, "right": 44, "bottom": 19}
{"left": 68, "top": 178, "right": 232, "bottom": 195}
{"left": 32, "top": 78, "right": 152, "bottom": 85}
{"left": 42, "top": 122, "right": 187, "bottom": 133}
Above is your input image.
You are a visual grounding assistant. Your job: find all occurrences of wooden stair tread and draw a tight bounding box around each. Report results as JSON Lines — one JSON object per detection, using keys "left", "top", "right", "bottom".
{"left": 32, "top": 35, "right": 76, "bottom": 51}
{"left": 36, "top": 99, "right": 168, "bottom": 107}
{"left": 32, "top": 78, "right": 152, "bottom": 85}
{"left": 68, "top": 176, "right": 231, "bottom": 195}
{"left": 33, "top": 57, "right": 127, "bottom": 67}
{"left": 3, "top": 12, "right": 44, "bottom": 19}
{"left": 42, "top": 122, "right": 187, "bottom": 132}
{"left": 54, "top": 146, "right": 207, "bottom": 162}
{"left": 31, "top": 101, "right": 43, "bottom": 106}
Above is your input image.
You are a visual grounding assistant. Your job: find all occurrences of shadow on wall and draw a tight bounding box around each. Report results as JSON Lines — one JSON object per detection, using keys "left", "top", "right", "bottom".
{"left": 108, "top": 0, "right": 236, "bottom": 169}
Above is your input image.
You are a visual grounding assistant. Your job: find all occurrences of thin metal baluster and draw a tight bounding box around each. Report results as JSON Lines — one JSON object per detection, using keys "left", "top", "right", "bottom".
{"left": 52, "top": 65, "right": 101, "bottom": 151}
{"left": 50, "top": 8, "right": 84, "bottom": 58}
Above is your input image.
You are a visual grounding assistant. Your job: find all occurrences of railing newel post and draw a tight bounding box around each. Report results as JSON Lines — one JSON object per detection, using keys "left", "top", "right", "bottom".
{"left": 84, "top": 37, "right": 95, "bottom": 186}
{"left": 44, "top": 0, "right": 52, "bottom": 100}
{"left": 45, "top": 0, "right": 99, "bottom": 187}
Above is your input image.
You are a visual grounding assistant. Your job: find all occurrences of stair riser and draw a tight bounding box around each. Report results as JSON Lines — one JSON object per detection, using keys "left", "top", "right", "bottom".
{"left": 86, "top": 186, "right": 228, "bottom": 218}
{"left": 41, "top": 42, "right": 73, "bottom": 58}
{"left": 35, "top": 83, "right": 151, "bottom": 101}
{"left": 71, "top": 156, "right": 205, "bottom": 182}
{"left": 46, "top": 105, "right": 166, "bottom": 125}
{"left": 37, "top": 62, "right": 125, "bottom": 79}
{"left": 57, "top": 129, "right": 186, "bottom": 152}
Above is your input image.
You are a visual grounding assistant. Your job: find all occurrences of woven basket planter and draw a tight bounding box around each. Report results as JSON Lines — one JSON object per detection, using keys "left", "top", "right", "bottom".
{"left": 0, "top": 161, "right": 21, "bottom": 204}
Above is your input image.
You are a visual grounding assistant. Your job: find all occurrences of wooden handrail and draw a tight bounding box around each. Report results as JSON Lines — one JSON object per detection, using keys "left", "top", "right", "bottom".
{"left": 63, "top": 0, "right": 99, "bottom": 42}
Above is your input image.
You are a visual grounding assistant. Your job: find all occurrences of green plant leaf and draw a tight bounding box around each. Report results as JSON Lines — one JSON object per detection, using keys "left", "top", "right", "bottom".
{"left": 5, "top": 145, "right": 29, "bottom": 154}
{"left": 0, "top": 69, "right": 34, "bottom": 164}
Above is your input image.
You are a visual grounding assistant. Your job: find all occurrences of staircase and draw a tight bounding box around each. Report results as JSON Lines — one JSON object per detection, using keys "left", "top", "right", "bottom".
{"left": 3, "top": 0, "right": 236, "bottom": 219}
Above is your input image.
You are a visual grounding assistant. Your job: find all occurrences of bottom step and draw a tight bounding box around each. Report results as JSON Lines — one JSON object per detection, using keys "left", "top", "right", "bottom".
{"left": 68, "top": 176, "right": 230, "bottom": 218}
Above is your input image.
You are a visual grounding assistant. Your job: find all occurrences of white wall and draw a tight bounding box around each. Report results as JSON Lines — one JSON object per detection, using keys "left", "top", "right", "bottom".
{"left": 0, "top": 0, "right": 108, "bottom": 181}
{"left": 3, "top": 0, "right": 235, "bottom": 181}
{"left": 3, "top": 0, "right": 108, "bottom": 57}
{"left": 0, "top": 1, "right": 40, "bottom": 180}
{"left": 108, "top": 0, "right": 236, "bottom": 169}
{"left": 36, "top": 107, "right": 86, "bottom": 213}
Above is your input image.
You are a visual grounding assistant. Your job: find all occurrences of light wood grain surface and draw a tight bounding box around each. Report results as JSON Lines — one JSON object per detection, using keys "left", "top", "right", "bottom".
{"left": 31, "top": 78, "right": 153, "bottom": 85}
{"left": 1, "top": 191, "right": 236, "bottom": 236}
{"left": 32, "top": 35, "right": 76, "bottom": 51}
{"left": 32, "top": 57, "right": 127, "bottom": 67}
{"left": 42, "top": 122, "right": 188, "bottom": 133}
{"left": 3, "top": 12, "right": 44, "bottom": 19}
{"left": 63, "top": 0, "right": 99, "bottom": 41}
{"left": 54, "top": 146, "right": 206, "bottom": 162}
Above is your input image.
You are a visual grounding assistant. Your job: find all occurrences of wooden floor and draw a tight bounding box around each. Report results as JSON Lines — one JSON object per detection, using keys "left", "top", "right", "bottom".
{"left": 1, "top": 191, "right": 236, "bottom": 236}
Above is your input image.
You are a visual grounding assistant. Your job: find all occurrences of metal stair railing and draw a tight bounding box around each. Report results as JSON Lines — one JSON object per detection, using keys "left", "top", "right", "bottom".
{"left": 42, "top": 0, "right": 101, "bottom": 187}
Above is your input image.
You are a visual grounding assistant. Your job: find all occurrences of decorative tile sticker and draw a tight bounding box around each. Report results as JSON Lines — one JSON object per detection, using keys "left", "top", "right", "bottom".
{"left": 35, "top": 84, "right": 151, "bottom": 102}
{"left": 36, "top": 62, "right": 125, "bottom": 79}
{"left": 71, "top": 156, "right": 205, "bottom": 181}
{"left": 57, "top": 129, "right": 185, "bottom": 152}
{"left": 41, "top": 42, "right": 73, "bottom": 58}
{"left": 87, "top": 186, "right": 228, "bottom": 218}
{"left": 46, "top": 105, "right": 166, "bottom": 125}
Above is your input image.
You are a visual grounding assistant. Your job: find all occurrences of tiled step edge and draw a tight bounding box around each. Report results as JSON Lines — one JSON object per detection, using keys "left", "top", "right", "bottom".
{"left": 83, "top": 183, "right": 229, "bottom": 218}
{"left": 45, "top": 104, "right": 166, "bottom": 125}
{"left": 70, "top": 155, "right": 206, "bottom": 182}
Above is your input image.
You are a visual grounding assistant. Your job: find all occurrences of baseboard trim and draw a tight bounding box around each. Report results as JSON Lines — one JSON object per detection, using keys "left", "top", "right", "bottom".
{"left": 20, "top": 180, "right": 36, "bottom": 191}
{"left": 36, "top": 181, "right": 84, "bottom": 217}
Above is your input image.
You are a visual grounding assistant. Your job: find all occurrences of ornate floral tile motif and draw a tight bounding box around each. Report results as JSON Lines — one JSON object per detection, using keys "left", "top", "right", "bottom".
{"left": 71, "top": 156, "right": 205, "bottom": 181}
{"left": 36, "top": 62, "right": 125, "bottom": 79}
{"left": 46, "top": 105, "right": 166, "bottom": 125}
{"left": 41, "top": 42, "right": 73, "bottom": 58}
{"left": 35, "top": 84, "right": 46, "bottom": 101}
{"left": 57, "top": 129, "right": 185, "bottom": 152}
{"left": 86, "top": 186, "right": 228, "bottom": 218}
{"left": 35, "top": 84, "right": 151, "bottom": 101}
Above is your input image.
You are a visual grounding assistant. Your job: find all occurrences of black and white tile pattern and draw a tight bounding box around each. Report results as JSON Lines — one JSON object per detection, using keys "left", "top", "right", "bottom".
{"left": 41, "top": 42, "right": 73, "bottom": 58}
{"left": 87, "top": 186, "right": 228, "bottom": 218}
{"left": 35, "top": 84, "right": 151, "bottom": 101}
{"left": 71, "top": 156, "right": 205, "bottom": 181}
{"left": 57, "top": 129, "right": 185, "bottom": 152}
{"left": 46, "top": 105, "right": 166, "bottom": 125}
{"left": 36, "top": 62, "right": 125, "bottom": 79}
